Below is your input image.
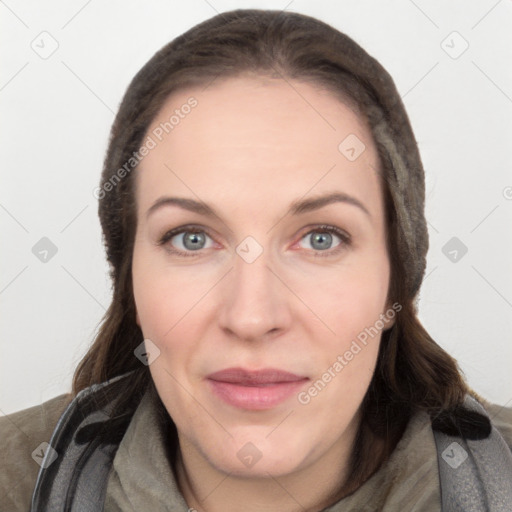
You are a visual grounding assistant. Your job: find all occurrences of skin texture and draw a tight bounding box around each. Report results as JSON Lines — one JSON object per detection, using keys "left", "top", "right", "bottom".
{"left": 131, "top": 75, "right": 394, "bottom": 512}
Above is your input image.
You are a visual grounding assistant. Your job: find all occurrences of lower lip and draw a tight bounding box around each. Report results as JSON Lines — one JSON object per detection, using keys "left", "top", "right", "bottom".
{"left": 207, "top": 379, "right": 308, "bottom": 410}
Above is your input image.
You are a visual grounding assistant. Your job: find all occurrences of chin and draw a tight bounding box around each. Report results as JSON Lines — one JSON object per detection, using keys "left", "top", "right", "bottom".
{"left": 200, "top": 429, "right": 310, "bottom": 478}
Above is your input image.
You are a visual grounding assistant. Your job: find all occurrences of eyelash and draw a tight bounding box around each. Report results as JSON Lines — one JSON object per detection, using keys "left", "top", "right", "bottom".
{"left": 157, "top": 224, "right": 351, "bottom": 258}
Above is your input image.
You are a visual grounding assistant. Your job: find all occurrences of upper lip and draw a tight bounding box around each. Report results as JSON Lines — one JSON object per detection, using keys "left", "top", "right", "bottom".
{"left": 207, "top": 367, "right": 308, "bottom": 385}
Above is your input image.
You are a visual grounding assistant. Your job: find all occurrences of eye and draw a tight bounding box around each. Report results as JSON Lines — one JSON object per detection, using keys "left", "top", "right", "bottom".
{"left": 158, "top": 224, "right": 351, "bottom": 258}
{"left": 296, "top": 225, "right": 351, "bottom": 256}
{"left": 158, "top": 226, "right": 215, "bottom": 257}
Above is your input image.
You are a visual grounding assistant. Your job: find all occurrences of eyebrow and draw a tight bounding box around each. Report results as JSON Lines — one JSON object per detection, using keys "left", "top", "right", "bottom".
{"left": 146, "top": 192, "right": 371, "bottom": 221}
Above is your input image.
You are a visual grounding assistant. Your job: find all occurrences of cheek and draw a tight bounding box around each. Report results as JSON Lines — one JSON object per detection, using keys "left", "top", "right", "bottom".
{"left": 132, "top": 253, "right": 202, "bottom": 422}
{"left": 336, "top": 271, "right": 389, "bottom": 341}
{"left": 295, "top": 249, "right": 389, "bottom": 407}
{"left": 299, "top": 281, "right": 385, "bottom": 434}
{"left": 132, "top": 247, "right": 211, "bottom": 392}
{"left": 296, "top": 252, "right": 390, "bottom": 341}
{"left": 132, "top": 246, "right": 204, "bottom": 339}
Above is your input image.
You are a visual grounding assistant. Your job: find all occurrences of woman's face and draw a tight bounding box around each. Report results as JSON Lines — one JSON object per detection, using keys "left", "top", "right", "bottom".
{"left": 132, "top": 75, "right": 393, "bottom": 479}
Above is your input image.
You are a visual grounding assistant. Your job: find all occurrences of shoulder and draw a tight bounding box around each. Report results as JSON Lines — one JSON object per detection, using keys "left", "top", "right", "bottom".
{"left": 479, "top": 398, "right": 512, "bottom": 450}
{"left": 0, "top": 393, "right": 73, "bottom": 511}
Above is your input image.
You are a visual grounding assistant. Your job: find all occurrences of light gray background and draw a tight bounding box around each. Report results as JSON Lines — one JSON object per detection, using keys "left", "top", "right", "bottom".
{"left": 1, "top": 0, "right": 511, "bottom": 415}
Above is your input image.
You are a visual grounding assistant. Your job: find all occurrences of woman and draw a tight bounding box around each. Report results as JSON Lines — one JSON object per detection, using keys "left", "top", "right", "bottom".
{"left": 1, "top": 9, "right": 511, "bottom": 512}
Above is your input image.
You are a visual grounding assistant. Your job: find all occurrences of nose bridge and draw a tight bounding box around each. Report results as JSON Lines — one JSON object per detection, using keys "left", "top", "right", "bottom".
{"left": 218, "top": 237, "right": 289, "bottom": 340}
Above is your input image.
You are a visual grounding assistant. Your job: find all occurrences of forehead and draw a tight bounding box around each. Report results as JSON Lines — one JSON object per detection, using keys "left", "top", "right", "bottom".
{"left": 146, "top": 75, "right": 374, "bottom": 158}
{"left": 136, "top": 75, "right": 382, "bottom": 219}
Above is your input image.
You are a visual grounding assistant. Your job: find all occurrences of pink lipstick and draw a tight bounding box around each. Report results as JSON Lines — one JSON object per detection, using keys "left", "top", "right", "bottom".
{"left": 206, "top": 367, "right": 308, "bottom": 410}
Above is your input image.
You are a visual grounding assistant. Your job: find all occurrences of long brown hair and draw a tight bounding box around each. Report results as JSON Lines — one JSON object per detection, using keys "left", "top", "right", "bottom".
{"left": 72, "top": 9, "right": 481, "bottom": 497}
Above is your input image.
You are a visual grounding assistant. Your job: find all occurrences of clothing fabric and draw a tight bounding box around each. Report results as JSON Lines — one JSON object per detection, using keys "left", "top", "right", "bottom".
{"left": 0, "top": 393, "right": 73, "bottom": 511}
{"left": 2, "top": 382, "right": 512, "bottom": 511}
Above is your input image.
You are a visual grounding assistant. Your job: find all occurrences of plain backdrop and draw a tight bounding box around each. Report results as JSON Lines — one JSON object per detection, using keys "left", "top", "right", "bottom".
{"left": 1, "top": 0, "right": 511, "bottom": 415}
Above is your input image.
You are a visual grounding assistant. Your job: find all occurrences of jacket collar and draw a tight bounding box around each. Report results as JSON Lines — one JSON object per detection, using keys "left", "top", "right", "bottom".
{"left": 104, "top": 383, "right": 189, "bottom": 510}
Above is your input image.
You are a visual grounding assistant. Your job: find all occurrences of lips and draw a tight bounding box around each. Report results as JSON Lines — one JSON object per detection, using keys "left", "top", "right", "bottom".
{"left": 206, "top": 367, "right": 309, "bottom": 410}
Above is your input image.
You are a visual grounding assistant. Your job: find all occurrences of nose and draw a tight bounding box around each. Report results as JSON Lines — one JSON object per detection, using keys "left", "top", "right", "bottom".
{"left": 217, "top": 245, "right": 292, "bottom": 343}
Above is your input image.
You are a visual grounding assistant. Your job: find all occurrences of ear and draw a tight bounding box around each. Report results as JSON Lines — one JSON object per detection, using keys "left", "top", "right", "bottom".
{"left": 382, "top": 301, "right": 400, "bottom": 331}
{"left": 383, "top": 314, "right": 395, "bottom": 331}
